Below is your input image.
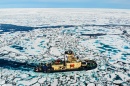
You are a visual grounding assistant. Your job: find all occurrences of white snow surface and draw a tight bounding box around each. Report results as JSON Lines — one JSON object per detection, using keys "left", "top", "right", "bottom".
{"left": 0, "top": 8, "right": 130, "bottom": 86}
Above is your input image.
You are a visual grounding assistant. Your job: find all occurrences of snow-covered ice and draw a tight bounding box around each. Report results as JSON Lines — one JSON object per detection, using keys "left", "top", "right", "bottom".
{"left": 0, "top": 8, "right": 130, "bottom": 86}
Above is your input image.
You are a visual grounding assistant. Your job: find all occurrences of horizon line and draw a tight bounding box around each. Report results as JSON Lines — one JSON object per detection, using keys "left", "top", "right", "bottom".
{"left": 0, "top": 7, "right": 130, "bottom": 10}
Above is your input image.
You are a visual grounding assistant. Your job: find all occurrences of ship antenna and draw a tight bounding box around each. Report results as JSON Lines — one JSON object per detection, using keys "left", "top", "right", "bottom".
{"left": 64, "top": 51, "right": 66, "bottom": 66}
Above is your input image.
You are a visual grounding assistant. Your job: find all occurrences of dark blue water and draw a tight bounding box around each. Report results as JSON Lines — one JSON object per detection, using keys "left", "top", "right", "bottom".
{"left": 0, "top": 59, "right": 36, "bottom": 71}
{"left": 0, "top": 24, "right": 34, "bottom": 33}
{"left": 11, "top": 45, "right": 24, "bottom": 51}
{"left": 0, "top": 24, "right": 75, "bottom": 34}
